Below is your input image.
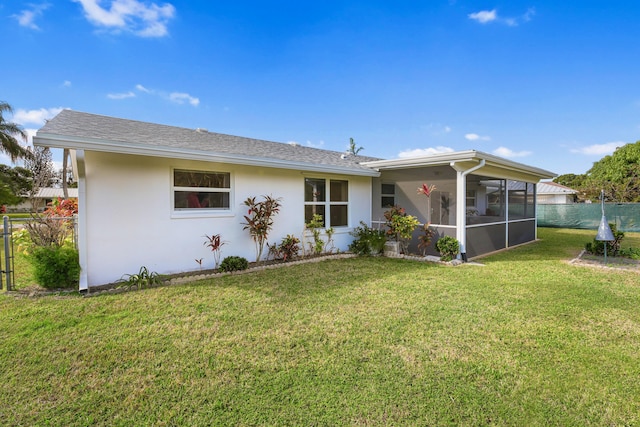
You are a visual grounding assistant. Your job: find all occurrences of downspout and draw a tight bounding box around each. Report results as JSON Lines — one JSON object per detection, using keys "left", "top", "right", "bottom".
{"left": 451, "top": 159, "right": 486, "bottom": 261}
{"left": 74, "top": 150, "right": 89, "bottom": 292}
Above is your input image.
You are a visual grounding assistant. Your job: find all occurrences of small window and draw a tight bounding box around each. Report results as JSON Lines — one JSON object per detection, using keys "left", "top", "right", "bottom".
{"left": 304, "top": 178, "right": 349, "bottom": 227}
{"left": 173, "top": 169, "right": 231, "bottom": 210}
{"left": 381, "top": 183, "right": 395, "bottom": 208}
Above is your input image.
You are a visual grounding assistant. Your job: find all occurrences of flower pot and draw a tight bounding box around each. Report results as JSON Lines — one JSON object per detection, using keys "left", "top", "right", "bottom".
{"left": 384, "top": 241, "right": 401, "bottom": 257}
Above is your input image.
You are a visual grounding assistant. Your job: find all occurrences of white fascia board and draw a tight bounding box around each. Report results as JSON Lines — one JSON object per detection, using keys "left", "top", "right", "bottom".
{"left": 362, "top": 150, "right": 556, "bottom": 181}
{"left": 34, "top": 133, "right": 381, "bottom": 178}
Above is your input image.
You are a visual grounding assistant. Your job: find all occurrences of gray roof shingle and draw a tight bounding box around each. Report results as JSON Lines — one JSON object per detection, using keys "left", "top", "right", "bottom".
{"left": 35, "top": 110, "right": 380, "bottom": 175}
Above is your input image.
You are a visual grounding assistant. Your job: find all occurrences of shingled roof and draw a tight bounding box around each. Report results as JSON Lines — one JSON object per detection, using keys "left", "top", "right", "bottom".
{"left": 34, "top": 110, "right": 381, "bottom": 177}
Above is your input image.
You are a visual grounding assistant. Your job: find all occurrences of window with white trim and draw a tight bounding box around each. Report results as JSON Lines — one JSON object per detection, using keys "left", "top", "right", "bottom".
{"left": 381, "top": 183, "right": 395, "bottom": 208}
{"left": 173, "top": 169, "right": 231, "bottom": 211}
{"left": 304, "top": 178, "right": 349, "bottom": 227}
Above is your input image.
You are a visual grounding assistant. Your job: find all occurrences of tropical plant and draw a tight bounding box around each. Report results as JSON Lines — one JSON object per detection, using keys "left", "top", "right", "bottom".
{"left": 268, "top": 234, "right": 301, "bottom": 261}
{"left": 219, "top": 256, "right": 249, "bottom": 272}
{"left": 203, "top": 233, "right": 226, "bottom": 268}
{"left": 116, "top": 266, "right": 164, "bottom": 290}
{"left": 305, "top": 214, "right": 326, "bottom": 254}
{"left": 417, "top": 183, "right": 436, "bottom": 198}
{"left": 347, "top": 137, "right": 363, "bottom": 156}
{"left": 242, "top": 195, "right": 282, "bottom": 262}
{"left": 436, "top": 236, "right": 460, "bottom": 262}
{"left": 349, "top": 221, "right": 387, "bottom": 255}
{"left": 417, "top": 223, "right": 434, "bottom": 256}
{"left": 383, "top": 205, "right": 420, "bottom": 253}
{"left": 0, "top": 101, "right": 31, "bottom": 162}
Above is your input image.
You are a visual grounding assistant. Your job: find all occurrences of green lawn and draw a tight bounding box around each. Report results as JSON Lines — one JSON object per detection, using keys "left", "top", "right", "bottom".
{"left": 1, "top": 228, "right": 639, "bottom": 426}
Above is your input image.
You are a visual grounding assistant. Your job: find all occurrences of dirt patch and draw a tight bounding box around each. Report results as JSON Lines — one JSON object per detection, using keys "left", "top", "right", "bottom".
{"left": 569, "top": 250, "right": 640, "bottom": 273}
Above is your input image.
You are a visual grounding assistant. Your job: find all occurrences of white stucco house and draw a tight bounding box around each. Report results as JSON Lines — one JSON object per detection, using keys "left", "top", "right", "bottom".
{"left": 34, "top": 110, "right": 555, "bottom": 291}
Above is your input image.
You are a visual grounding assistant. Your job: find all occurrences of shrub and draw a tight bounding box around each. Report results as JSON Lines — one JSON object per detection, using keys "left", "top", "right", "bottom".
{"left": 31, "top": 246, "right": 80, "bottom": 289}
{"left": 117, "top": 266, "right": 164, "bottom": 291}
{"left": 383, "top": 205, "right": 420, "bottom": 254}
{"left": 349, "top": 221, "right": 387, "bottom": 255}
{"left": 277, "top": 234, "right": 301, "bottom": 261}
{"left": 584, "top": 222, "right": 624, "bottom": 256}
{"left": 619, "top": 247, "right": 640, "bottom": 260}
{"left": 219, "top": 256, "right": 249, "bottom": 272}
{"left": 436, "top": 236, "right": 460, "bottom": 262}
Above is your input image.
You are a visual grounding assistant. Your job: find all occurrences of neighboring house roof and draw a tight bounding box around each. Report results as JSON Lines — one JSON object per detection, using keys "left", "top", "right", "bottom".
{"left": 362, "top": 150, "right": 556, "bottom": 182}
{"left": 35, "top": 187, "right": 79, "bottom": 199}
{"left": 536, "top": 181, "right": 578, "bottom": 195}
{"left": 34, "top": 110, "right": 381, "bottom": 177}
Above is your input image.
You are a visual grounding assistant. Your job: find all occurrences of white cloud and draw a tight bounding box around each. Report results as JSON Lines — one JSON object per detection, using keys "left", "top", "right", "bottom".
{"left": 465, "top": 133, "right": 490, "bottom": 141}
{"left": 13, "top": 3, "right": 50, "bottom": 30}
{"left": 107, "top": 91, "right": 136, "bottom": 99}
{"left": 469, "top": 8, "right": 534, "bottom": 26}
{"left": 169, "top": 92, "right": 200, "bottom": 106}
{"left": 12, "top": 107, "right": 64, "bottom": 126}
{"left": 570, "top": 142, "right": 625, "bottom": 156}
{"left": 493, "top": 146, "right": 532, "bottom": 158}
{"left": 523, "top": 8, "right": 536, "bottom": 22}
{"left": 62, "top": 80, "right": 72, "bottom": 87}
{"left": 398, "top": 146, "right": 455, "bottom": 158}
{"left": 72, "top": 0, "right": 176, "bottom": 38}
{"left": 136, "top": 83, "right": 151, "bottom": 93}
{"left": 468, "top": 9, "right": 497, "bottom": 24}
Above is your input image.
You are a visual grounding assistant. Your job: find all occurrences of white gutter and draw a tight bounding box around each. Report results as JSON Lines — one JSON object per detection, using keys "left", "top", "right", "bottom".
{"left": 451, "top": 159, "right": 486, "bottom": 261}
{"left": 74, "top": 150, "right": 89, "bottom": 292}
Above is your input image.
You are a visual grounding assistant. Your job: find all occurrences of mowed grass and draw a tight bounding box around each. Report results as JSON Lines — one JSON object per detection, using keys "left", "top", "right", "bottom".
{"left": 1, "top": 228, "right": 639, "bottom": 426}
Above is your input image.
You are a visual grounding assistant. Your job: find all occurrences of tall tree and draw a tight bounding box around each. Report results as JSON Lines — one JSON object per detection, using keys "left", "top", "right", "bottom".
{"left": 0, "top": 101, "right": 31, "bottom": 162}
{"left": 583, "top": 141, "right": 640, "bottom": 202}
{"left": 0, "top": 165, "right": 32, "bottom": 206}
{"left": 24, "top": 146, "right": 55, "bottom": 211}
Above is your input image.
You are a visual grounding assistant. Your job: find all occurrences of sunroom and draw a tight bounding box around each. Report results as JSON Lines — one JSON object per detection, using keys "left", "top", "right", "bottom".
{"left": 362, "top": 151, "right": 556, "bottom": 260}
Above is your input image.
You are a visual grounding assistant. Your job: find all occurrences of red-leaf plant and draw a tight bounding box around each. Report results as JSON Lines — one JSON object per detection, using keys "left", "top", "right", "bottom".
{"left": 241, "top": 195, "right": 282, "bottom": 262}
{"left": 204, "top": 233, "right": 226, "bottom": 269}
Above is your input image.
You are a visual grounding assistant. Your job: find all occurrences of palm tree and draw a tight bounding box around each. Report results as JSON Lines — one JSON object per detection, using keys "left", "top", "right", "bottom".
{"left": 0, "top": 101, "right": 30, "bottom": 162}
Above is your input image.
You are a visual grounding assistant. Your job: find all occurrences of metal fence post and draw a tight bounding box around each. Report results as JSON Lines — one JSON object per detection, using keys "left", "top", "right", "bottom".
{"left": 3, "top": 216, "right": 12, "bottom": 291}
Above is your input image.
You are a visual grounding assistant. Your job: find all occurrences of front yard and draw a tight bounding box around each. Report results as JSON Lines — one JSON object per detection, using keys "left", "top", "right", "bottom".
{"left": 1, "top": 228, "right": 639, "bottom": 426}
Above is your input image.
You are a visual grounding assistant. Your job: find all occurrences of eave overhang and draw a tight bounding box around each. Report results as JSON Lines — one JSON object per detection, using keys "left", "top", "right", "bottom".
{"left": 34, "top": 133, "right": 381, "bottom": 178}
{"left": 361, "top": 150, "right": 556, "bottom": 183}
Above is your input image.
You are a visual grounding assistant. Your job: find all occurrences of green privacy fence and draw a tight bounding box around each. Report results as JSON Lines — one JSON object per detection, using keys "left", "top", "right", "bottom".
{"left": 537, "top": 204, "right": 640, "bottom": 232}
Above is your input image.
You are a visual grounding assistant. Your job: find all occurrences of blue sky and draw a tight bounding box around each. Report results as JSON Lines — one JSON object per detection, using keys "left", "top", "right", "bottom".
{"left": 2, "top": 0, "right": 639, "bottom": 175}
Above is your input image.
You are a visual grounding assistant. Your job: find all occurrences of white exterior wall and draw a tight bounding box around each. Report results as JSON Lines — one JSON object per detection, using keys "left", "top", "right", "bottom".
{"left": 82, "top": 151, "right": 372, "bottom": 287}
{"left": 537, "top": 194, "right": 573, "bottom": 204}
